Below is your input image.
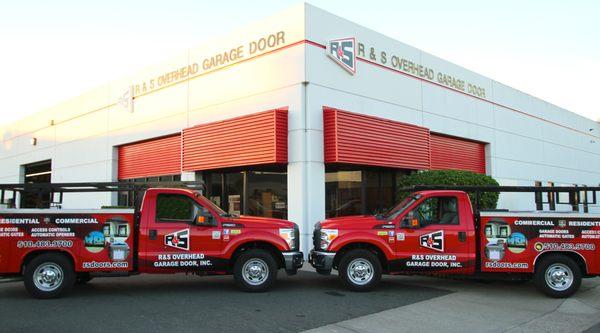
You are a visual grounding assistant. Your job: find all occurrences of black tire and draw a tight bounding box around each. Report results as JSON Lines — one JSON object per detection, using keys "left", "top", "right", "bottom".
{"left": 24, "top": 253, "right": 75, "bottom": 299}
{"left": 338, "top": 249, "right": 382, "bottom": 291}
{"left": 534, "top": 254, "right": 582, "bottom": 298}
{"left": 233, "top": 249, "right": 278, "bottom": 292}
{"left": 76, "top": 273, "right": 93, "bottom": 285}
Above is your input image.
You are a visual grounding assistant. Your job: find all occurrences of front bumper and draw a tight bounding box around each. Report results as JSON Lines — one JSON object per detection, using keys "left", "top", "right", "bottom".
{"left": 282, "top": 251, "right": 304, "bottom": 272}
{"left": 308, "top": 250, "right": 335, "bottom": 274}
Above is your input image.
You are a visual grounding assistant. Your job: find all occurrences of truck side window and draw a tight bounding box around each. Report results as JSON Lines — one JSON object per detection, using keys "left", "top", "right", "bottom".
{"left": 156, "top": 194, "right": 205, "bottom": 223}
{"left": 412, "top": 196, "right": 459, "bottom": 226}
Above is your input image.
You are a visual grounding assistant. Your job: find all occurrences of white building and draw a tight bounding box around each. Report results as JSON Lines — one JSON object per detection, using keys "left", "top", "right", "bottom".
{"left": 1, "top": 4, "right": 599, "bottom": 255}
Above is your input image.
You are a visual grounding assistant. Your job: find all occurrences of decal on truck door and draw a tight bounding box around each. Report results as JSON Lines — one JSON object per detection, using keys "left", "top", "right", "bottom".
{"left": 420, "top": 230, "right": 444, "bottom": 252}
{"left": 165, "top": 229, "right": 190, "bottom": 251}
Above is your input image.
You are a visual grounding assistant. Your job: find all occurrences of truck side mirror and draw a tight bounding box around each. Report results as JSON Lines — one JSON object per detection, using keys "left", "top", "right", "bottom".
{"left": 195, "top": 210, "right": 217, "bottom": 227}
{"left": 401, "top": 211, "right": 420, "bottom": 229}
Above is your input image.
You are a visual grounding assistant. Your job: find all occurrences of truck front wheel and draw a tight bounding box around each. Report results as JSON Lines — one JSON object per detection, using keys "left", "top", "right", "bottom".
{"left": 233, "top": 249, "right": 278, "bottom": 292}
{"left": 338, "top": 249, "right": 382, "bottom": 291}
{"left": 24, "top": 253, "right": 75, "bottom": 299}
{"left": 534, "top": 254, "right": 582, "bottom": 298}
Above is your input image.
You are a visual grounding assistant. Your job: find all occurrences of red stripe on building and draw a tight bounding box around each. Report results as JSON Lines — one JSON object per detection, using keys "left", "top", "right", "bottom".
{"left": 118, "top": 134, "right": 182, "bottom": 179}
{"left": 182, "top": 109, "right": 288, "bottom": 171}
{"left": 430, "top": 133, "right": 486, "bottom": 174}
{"left": 323, "top": 107, "right": 431, "bottom": 169}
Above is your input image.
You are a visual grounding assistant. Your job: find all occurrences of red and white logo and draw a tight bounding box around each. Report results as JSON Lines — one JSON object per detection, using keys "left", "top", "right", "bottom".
{"left": 164, "top": 229, "right": 190, "bottom": 251}
{"left": 327, "top": 37, "right": 356, "bottom": 75}
{"left": 420, "top": 230, "right": 444, "bottom": 252}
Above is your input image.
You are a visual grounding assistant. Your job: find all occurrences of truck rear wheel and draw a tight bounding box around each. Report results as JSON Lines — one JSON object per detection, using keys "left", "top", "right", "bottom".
{"left": 233, "top": 249, "right": 278, "bottom": 292}
{"left": 338, "top": 249, "right": 382, "bottom": 291}
{"left": 534, "top": 254, "right": 581, "bottom": 298}
{"left": 24, "top": 253, "right": 75, "bottom": 299}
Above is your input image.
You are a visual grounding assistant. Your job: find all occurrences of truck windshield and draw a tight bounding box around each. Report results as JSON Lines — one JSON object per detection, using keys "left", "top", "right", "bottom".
{"left": 383, "top": 195, "right": 420, "bottom": 220}
{"left": 193, "top": 191, "right": 228, "bottom": 216}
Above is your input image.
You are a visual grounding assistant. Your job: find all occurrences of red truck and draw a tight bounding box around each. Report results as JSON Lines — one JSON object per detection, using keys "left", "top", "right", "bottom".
{"left": 309, "top": 186, "right": 600, "bottom": 298}
{"left": 0, "top": 182, "right": 303, "bottom": 298}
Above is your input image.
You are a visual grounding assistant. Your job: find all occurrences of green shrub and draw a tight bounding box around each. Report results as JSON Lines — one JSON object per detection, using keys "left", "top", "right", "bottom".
{"left": 397, "top": 170, "right": 499, "bottom": 210}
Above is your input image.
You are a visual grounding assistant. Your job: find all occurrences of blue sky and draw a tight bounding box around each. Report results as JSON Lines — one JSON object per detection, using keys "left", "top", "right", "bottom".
{"left": 0, "top": 0, "right": 598, "bottom": 125}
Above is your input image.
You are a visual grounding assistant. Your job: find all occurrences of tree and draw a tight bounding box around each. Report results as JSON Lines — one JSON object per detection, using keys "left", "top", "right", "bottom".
{"left": 397, "top": 169, "right": 500, "bottom": 210}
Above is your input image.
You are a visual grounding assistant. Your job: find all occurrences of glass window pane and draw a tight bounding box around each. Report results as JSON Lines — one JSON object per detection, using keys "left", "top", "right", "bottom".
{"left": 247, "top": 171, "right": 287, "bottom": 219}
{"left": 156, "top": 194, "right": 197, "bottom": 221}
{"left": 412, "top": 196, "right": 459, "bottom": 226}
{"left": 21, "top": 160, "right": 52, "bottom": 208}
{"left": 205, "top": 173, "right": 223, "bottom": 208}
{"left": 325, "top": 170, "right": 362, "bottom": 217}
{"left": 226, "top": 172, "right": 244, "bottom": 215}
{"left": 364, "top": 170, "right": 379, "bottom": 215}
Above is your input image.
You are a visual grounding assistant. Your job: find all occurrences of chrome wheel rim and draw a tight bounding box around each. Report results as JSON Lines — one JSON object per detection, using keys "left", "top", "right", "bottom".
{"left": 33, "top": 263, "right": 64, "bottom": 292}
{"left": 545, "top": 264, "right": 573, "bottom": 292}
{"left": 242, "top": 259, "right": 269, "bottom": 286}
{"left": 347, "top": 258, "right": 374, "bottom": 286}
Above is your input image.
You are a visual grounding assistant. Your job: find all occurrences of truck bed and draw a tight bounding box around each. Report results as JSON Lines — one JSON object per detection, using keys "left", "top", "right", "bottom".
{"left": 0, "top": 209, "right": 135, "bottom": 274}
{"left": 478, "top": 211, "right": 600, "bottom": 274}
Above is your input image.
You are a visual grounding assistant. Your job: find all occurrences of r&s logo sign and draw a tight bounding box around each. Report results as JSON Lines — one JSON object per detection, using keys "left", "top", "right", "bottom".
{"left": 327, "top": 37, "right": 356, "bottom": 75}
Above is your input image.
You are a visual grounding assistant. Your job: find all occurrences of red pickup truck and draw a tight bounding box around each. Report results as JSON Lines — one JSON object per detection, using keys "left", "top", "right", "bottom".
{"left": 309, "top": 186, "right": 600, "bottom": 298}
{"left": 0, "top": 182, "right": 303, "bottom": 298}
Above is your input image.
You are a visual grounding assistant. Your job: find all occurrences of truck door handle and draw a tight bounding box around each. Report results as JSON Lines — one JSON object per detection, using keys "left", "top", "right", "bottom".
{"left": 458, "top": 232, "right": 467, "bottom": 242}
{"left": 149, "top": 230, "right": 157, "bottom": 240}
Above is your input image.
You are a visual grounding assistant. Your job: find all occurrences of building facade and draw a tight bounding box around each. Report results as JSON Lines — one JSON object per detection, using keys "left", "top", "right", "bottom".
{"left": 1, "top": 4, "right": 599, "bottom": 255}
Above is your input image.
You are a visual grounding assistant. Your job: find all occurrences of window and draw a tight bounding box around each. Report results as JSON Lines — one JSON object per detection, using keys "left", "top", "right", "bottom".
{"left": 21, "top": 160, "right": 52, "bottom": 208}
{"left": 203, "top": 167, "right": 288, "bottom": 219}
{"left": 156, "top": 194, "right": 204, "bottom": 222}
{"left": 325, "top": 166, "right": 410, "bottom": 218}
{"left": 326, "top": 170, "right": 363, "bottom": 217}
{"left": 411, "top": 196, "right": 459, "bottom": 226}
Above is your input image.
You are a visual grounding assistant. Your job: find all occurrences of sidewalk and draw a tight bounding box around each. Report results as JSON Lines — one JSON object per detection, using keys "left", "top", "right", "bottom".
{"left": 302, "top": 275, "right": 600, "bottom": 333}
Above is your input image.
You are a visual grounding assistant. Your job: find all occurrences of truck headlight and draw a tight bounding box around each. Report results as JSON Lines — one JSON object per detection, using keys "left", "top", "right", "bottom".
{"left": 320, "top": 229, "right": 338, "bottom": 250}
{"left": 279, "top": 228, "right": 296, "bottom": 250}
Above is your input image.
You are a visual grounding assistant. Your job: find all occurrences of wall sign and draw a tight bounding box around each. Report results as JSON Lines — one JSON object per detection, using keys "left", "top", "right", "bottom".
{"left": 326, "top": 37, "right": 356, "bottom": 74}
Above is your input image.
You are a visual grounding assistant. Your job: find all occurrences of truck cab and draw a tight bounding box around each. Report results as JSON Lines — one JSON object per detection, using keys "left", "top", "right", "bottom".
{"left": 137, "top": 188, "right": 303, "bottom": 279}
{"left": 310, "top": 191, "right": 476, "bottom": 288}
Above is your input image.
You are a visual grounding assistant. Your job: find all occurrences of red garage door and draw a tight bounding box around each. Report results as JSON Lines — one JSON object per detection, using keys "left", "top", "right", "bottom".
{"left": 430, "top": 133, "right": 486, "bottom": 174}
{"left": 182, "top": 108, "right": 288, "bottom": 171}
{"left": 324, "top": 107, "right": 431, "bottom": 170}
{"left": 118, "top": 134, "right": 182, "bottom": 179}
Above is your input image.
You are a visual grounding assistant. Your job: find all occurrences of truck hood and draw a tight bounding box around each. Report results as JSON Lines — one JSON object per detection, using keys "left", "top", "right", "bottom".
{"left": 224, "top": 215, "right": 295, "bottom": 229}
{"left": 319, "top": 215, "right": 392, "bottom": 230}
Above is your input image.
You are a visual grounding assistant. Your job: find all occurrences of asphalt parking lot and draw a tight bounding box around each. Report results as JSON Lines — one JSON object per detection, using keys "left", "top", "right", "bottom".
{"left": 2, "top": 270, "right": 600, "bottom": 333}
{"left": 0, "top": 271, "right": 448, "bottom": 333}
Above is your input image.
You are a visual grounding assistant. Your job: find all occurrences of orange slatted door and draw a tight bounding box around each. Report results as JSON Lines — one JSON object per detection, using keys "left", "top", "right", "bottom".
{"left": 323, "top": 107, "right": 430, "bottom": 170}
{"left": 118, "top": 134, "right": 182, "bottom": 179}
{"left": 430, "top": 133, "right": 486, "bottom": 174}
{"left": 182, "top": 109, "right": 288, "bottom": 171}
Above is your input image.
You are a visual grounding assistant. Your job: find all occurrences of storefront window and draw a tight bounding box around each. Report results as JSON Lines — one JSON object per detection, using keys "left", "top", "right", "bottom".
{"left": 226, "top": 172, "right": 244, "bottom": 215}
{"left": 247, "top": 171, "right": 287, "bottom": 219}
{"left": 326, "top": 167, "right": 409, "bottom": 218}
{"left": 326, "top": 171, "right": 362, "bottom": 217}
{"left": 203, "top": 168, "right": 287, "bottom": 219}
